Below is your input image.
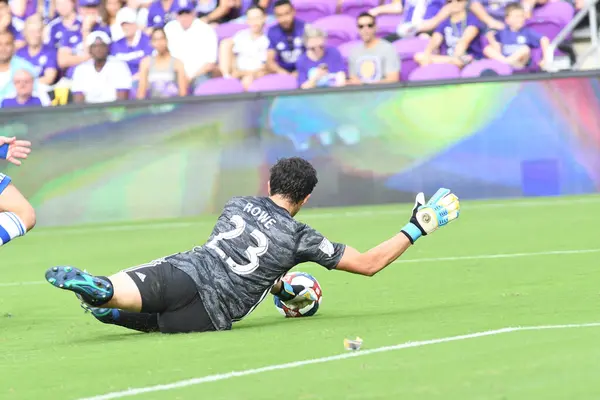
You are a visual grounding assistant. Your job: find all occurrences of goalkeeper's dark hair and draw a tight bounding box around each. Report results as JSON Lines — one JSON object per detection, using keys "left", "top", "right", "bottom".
{"left": 269, "top": 157, "right": 318, "bottom": 204}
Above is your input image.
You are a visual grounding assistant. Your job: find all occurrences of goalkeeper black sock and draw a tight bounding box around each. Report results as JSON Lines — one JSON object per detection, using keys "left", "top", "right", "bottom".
{"left": 103, "top": 310, "right": 160, "bottom": 333}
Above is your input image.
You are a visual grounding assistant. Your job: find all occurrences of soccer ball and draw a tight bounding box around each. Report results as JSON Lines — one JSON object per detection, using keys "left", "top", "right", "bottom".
{"left": 274, "top": 271, "right": 322, "bottom": 318}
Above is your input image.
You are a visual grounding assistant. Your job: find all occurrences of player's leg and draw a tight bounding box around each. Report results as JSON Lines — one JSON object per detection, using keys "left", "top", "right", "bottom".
{"left": 0, "top": 177, "right": 36, "bottom": 247}
{"left": 506, "top": 45, "right": 531, "bottom": 69}
{"left": 82, "top": 304, "right": 160, "bottom": 333}
{"left": 155, "top": 267, "right": 216, "bottom": 334}
{"left": 44, "top": 260, "right": 205, "bottom": 333}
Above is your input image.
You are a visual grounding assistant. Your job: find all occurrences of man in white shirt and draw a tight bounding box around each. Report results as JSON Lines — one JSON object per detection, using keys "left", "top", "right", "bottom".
{"left": 71, "top": 31, "right": 133, "bottom": 103}
{"left": 218, "top": 5, "right": 269, "bottom": 89}
{"left": 164, "top": 0, "right": 217, "bottom": 90}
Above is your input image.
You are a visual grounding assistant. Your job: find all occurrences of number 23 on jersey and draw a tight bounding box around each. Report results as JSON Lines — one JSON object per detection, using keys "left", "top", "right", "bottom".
{"left": 206, "top": 215, "right": 269, "bottom": 275}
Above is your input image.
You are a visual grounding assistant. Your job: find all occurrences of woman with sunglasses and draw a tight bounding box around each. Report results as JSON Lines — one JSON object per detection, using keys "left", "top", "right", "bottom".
{"left": 414, "top": 0, "right": 483, "bottom": 68}
{"left": 296, "top": 26, "right": 345, "bottom": 89}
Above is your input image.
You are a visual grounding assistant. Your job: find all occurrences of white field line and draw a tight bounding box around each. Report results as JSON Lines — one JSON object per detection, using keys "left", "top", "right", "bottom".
{"left": 2, "top": 247, "right": 598, "bottom": 289}
{"left": 78, "top": 322, "right": 600, "bottom": 400}
{"left": 30, "top": 196, "right": 600, "bottom": 236}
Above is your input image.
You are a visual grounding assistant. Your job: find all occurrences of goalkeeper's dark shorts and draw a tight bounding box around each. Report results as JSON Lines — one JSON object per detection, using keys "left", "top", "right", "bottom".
{"left": 124, "top": 260, "right": 216, "bottom": 334}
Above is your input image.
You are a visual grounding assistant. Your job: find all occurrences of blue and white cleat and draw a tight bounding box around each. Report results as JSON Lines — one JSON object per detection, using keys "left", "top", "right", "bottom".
{"left": 45, "top": 266, "right": 113, "bottom": 306}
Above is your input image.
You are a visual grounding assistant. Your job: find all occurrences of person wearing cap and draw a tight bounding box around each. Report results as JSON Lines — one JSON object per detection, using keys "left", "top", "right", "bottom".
{"left": 164, "top": 0, "right": 217, "bottom": 91}
{"left": 45, "top": 0, "right": 82, "bottom": 49}
{"left": 71, "top": 30, "right": 133, "bottom": 103}
{"left": 57, "top": 0, "right": 110, "bottom": 78}
{"left": 146, "top": 0, "right": 176, "bottom": 31}
{"left": 1, "top": 69, "right": 50, "bottom": 107}
{"left": 111, "top": 7, "right": 152, "bottom": 79}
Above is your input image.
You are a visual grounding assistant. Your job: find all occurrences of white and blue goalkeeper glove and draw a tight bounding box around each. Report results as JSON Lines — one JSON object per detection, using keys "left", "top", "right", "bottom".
{"left": 273, "top": 281, "right": 317, "bottom": 303}
{"left": 401, "top": 188, "right": 460, "bottom": 244}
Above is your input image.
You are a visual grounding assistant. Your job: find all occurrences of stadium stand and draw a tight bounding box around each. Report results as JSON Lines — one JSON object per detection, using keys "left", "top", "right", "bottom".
{"left": 0, "top": 0, "right": 597, "bottom": 107}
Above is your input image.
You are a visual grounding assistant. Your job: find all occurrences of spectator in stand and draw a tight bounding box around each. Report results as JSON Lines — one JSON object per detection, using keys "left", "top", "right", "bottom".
{"left": 137, "top": 27, "right": 187, "bottom": 98}
{"left": 370, "top": 0, "right": 449, "bottom": 41}
{"left": 45, "top": 0, "right": 82, "bottom": 49}
{"left": 484, "top": 3, "right": 550, "bottom": 69}
{"left": 414, "top": 0, "right": 483, "bottom": 68}
{"left": 0, "top": 30, "right": 37, "bottom": 101}
{"left": 1, "top": 69, "right": 50, "bottom": 107}
{"left": 348, "top": 12, "right": 400, "bottom": 84}
{"left": 218, "top": 5, "right": 268, "bottom": 89}
{"left": 111, "top": 7, "right": 152, "bottom": 80}
{"left": 297, "top": 26, "right": 345, "bottom": 89}
{"left": 197, "top": 0, "right": 241, "bottom": 25}
{"left": 57, "top": 0, "right": 111, "bottom": 78}
{"left": 146, "top": 0, "right": 176, "bottom": 30}
{"left": 266, "top": 0, "right": 305, "bottom": 75}
{"left": 0, "top": 0, "right": 24, "bottom": 49}
{"left": 17, "top": 14, "right": 57, "bottom": 86}
{"left": 71, "top": 30, "right": 132, "bottom": 103}
{"left": 102, "top": 0, "right": 126, "bottom": 40}
{"left": 164, "top": 0, "right": 217, "bottom": 91}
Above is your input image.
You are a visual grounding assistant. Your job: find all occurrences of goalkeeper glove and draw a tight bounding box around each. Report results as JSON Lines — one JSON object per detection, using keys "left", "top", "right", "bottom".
{"left": 273, "top": 281, "right": 317, "bottom": 303}
{"left": 401, "top": 188, "right": 460, "bottom": 244}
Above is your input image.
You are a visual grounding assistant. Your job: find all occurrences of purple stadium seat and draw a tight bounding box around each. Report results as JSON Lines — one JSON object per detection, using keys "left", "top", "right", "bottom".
{"left": 376, "top": 15, "right": 398, "bottom": 38}
{"left": 338, "top": 40, "right": 361, "bottom": 73}
{"left": 393, "top": 37, "right": 428, "bottom": 55}
{"left": 400, "top": 54, "right": 419, "bottom": 81}
{"left": 194, "top": 78, "right": 245, "bottom": 96}
{"left": 408, "top": 64, "right": 461, "bottom": 81}
{"left": 294, "top": 0, "right": 336, "bottom": 23}
{"left": 340, "top": 0, "right": 379, "bottom": 18}
{"left": 461, "top": 59, "right": 513, "bottom": 77}
{"left": 215, "top": 23, "right": 247, "bottom": 41}
{"left": 313, "top": 15, "right": 359, "bottom": 47}
{"left": 525, "top": 18, "right": 563, "bottom": 40}
{"left": 247, "top": 74, "right": 298, "bottom": 92}
{"left": 532, "top": 1, "right": 575, "bottom": 27}
{"left": 525, "top": 46, "right": 567, "bottom": 72}
{"left": 338, "top": 40, "right": 361, "bottom": 62}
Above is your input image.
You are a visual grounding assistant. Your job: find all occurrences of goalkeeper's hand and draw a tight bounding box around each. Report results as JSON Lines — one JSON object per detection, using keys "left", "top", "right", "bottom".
{"left": 400, "top": 188, "right": 460, "bottom": 244}
{"left": 273, "top": 280, "right": 317, "bottom": 304}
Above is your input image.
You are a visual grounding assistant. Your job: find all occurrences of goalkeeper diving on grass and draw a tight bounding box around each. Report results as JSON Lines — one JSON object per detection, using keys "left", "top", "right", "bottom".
{"left": 45, "top": 157, "right": 460, "bottom": 334}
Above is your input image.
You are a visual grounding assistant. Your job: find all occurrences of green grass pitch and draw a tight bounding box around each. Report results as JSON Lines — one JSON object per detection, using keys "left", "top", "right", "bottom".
{"left": 2, "top": 195, "right": 600, "bottom": 400}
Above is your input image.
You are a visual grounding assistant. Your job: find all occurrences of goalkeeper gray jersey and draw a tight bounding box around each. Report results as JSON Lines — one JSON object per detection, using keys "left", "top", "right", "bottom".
{"left": 167, "top": 196, "right": 346, "bottom": 331}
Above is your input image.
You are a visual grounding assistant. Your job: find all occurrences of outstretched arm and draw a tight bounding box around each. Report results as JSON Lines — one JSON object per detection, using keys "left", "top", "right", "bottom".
{"left": 336, "top": 233, "right": 412, "bottom": 276}
{"left": 337, "top": 188, "right": 460, "bottom": 277}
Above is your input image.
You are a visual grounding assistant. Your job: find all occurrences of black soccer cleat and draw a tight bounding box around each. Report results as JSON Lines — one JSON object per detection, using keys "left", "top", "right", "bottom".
{"left": 45, "top": 266, "right": 113, "bottom": 307}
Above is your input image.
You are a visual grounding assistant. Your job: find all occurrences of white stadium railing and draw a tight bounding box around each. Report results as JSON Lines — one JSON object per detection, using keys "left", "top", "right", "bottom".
{"left": 545, "top": 0, "right": 600, "bottom": 71}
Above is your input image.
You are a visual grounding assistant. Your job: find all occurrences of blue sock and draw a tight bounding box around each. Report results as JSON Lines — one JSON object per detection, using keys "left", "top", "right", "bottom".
{"left": 0, "top": 212, "right": 26, "bottom": 246}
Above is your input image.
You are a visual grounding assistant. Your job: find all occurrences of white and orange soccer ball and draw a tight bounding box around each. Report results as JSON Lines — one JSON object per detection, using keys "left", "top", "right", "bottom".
{"left": 274, "top": 272, "right": 322, "bottom": 318}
